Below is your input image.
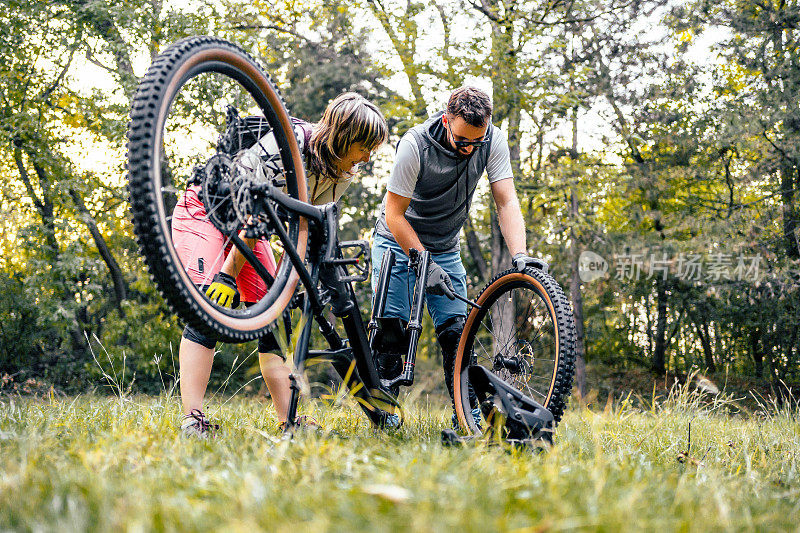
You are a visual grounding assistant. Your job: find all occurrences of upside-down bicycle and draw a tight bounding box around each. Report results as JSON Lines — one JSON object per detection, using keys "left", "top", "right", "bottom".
{"left": 126, "top": 36, "right": 576, "bottom": 441}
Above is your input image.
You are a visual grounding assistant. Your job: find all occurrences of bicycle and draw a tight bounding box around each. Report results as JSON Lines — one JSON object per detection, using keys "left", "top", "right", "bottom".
{"left": 126, "top": 36, "right": 576, "bottom": 440}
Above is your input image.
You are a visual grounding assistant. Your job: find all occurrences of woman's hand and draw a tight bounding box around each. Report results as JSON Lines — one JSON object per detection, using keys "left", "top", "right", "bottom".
{"left": 205, "top": 272, "right": 239, "bottom": 307}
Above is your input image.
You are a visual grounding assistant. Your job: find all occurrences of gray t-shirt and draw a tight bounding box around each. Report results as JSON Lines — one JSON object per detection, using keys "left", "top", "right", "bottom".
{"left": 387, "top": 127, "right": 513, "bottom": 198}
{"left": 375, "top": 118, "right": 514, "bottom": 252}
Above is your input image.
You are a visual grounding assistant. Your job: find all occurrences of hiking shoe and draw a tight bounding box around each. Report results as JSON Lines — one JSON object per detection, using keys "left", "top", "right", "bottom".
{"left": 451, "top": 408, "right": 482, "bottom": 431}
{"left": 180, "top": 409, "right": 219, "bottom": 439}
{"left": 279, "top": 415, "right": 320, "bottom": 433}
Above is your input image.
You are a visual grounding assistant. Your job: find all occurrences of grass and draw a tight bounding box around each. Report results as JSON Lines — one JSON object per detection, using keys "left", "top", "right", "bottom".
{"left": 0, "top": 384, "right": 799, "bottom": 532}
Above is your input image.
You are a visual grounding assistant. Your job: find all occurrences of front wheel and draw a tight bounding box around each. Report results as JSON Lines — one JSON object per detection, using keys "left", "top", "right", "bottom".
{"left": 453, "top": 267, "right": 576, "bottom": 434}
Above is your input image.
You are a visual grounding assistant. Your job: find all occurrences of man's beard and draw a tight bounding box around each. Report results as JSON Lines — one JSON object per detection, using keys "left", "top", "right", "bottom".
{"left": 455, "top": 148, "right": 473, "bottom": 160}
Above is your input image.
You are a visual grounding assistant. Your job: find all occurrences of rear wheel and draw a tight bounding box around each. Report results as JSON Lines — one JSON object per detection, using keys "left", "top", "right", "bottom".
{"left": 127, "top": 36, "right": 308, "bottom": 343}
{"left": 453, "top": 267, "right": 576, "bottom": 434}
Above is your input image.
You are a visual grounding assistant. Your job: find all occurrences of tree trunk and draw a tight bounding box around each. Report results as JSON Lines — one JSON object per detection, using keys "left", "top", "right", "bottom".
{"left": 463, "top": 216, "right": 487, "bottom": 282}
{"left": 652, "top": 278, "right": 668, "bottom": 374}
{"left": 569, "top": 192, "right": 587, "bottom": 396}
{"left": 365, "top": 0, "right": 427, "bottom": 119}
{"left": 13, "top": 147, "right": 60, "bottom": 260}
{"left": 490, "top": 206, "right": 512, "bottom": 275}
{"left": 490, "top": 204, "right": 514, "bottom": 362}
{"left": 568, "top": 112, "right": 586, "bottom": 396}
{"left": 689, "top": 311, "right": 715, "bottom": 373}
{"left": 780, "top": 165, "right": 800, "bottom": 258}
{"left": 485, "top": 10, "right": 520, "bottom": 278}
{"left": 69, "top": 189, "right": 128, "bottom": 311}
{"left": 14, "top": 147, "right": 89, "bottom": 357}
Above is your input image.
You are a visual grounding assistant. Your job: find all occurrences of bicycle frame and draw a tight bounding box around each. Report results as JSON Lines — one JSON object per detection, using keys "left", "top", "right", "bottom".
{"left": 228, "top": 181, "right": 558, "bottom": 442}
{"left": 254, "top": 182, "right": 423, "bottom": 428}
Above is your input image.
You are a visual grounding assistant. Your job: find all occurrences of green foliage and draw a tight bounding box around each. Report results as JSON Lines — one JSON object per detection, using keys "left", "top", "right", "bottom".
{"left": 1, "top": 0, "right": 799, "bottom": 393}
{"left": 0, "top": 273, "right": 54, "bottom": 375}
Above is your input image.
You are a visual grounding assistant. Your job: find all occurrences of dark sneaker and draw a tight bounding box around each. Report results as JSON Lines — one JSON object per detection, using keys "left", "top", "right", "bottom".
{"left": 180, "top": 409, "right": 219, "bottom": 439}
{"left": 451, "top": 408, "right": 482, "bottom": 431}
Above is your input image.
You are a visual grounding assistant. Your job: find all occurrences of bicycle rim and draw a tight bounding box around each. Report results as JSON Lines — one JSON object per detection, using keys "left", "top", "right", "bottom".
{"left": 454, "top": 268, "right": 576, "bottom": 433}
{"left": 127, "top": 36, "right": 307, "bottom": 342}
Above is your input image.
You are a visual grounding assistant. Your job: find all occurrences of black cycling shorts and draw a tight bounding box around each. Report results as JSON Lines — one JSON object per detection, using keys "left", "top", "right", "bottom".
{"left": 182, "top": 323, "right": 284, "bottom": 357}
{"left": 182, "top": 298, "right": 290, "bottom": 359}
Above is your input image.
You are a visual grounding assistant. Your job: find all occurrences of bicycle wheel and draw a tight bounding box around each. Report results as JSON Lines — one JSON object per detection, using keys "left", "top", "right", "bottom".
{"left": 453, "top": 266, "right": 576, "bottom": 434}
{"left": 127, "top": 36, "right": 308, "bottom": 342}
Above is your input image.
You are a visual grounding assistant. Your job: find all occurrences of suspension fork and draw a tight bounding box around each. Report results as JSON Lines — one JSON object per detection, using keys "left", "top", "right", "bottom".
{"left": 368, "top": 248, "right": 396, "bottom": 349}
{"left": 401, "top": 249, "right": 430, "bottom": 386}
{"left": 383, "top": 249, "right": 430, "bottom": 389}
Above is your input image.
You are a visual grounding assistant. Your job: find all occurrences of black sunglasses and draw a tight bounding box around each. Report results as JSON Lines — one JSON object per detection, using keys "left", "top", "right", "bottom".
{"left": 446, "top": 120, "right": 487, "bottom": 149}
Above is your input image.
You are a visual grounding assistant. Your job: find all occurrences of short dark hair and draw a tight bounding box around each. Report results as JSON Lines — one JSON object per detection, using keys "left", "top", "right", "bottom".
{"left": 446, "top": 86, "right": 493, "bottom": 127}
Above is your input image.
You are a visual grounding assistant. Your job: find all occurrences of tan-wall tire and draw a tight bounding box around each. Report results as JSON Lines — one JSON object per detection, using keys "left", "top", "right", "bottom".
{"left": 127, "top": 36, "right": 307, "bottom": 343}
{"left": 453, "top": 267, "right": 576, "bottom": 435}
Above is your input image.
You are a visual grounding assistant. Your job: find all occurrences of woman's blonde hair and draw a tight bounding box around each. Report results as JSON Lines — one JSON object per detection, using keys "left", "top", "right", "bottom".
{"left": 308, "top": 92, "right": 388, "bottom": 185}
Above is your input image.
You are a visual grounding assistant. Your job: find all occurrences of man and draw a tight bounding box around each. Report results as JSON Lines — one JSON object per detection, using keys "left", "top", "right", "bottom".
{"left": 372, "top": 86, "right": 543, "bottom": 425}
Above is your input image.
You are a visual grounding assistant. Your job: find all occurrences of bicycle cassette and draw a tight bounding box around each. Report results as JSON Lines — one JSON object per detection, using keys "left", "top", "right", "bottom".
{"left": 199, "top": 153, "right": 240, "bottom": 234}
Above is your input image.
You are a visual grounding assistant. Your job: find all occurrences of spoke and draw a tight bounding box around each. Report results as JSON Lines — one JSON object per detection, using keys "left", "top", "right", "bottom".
{"left": 493, "top": 289, "right": 538, "bottom": 361}
{"left": 474, "top": 333, "right": 495, "bottom": 365}
{"left": 469, "top": 285, "right": 560, "bottom": 400}
{"left": 528, "top": 385, "right": 547, "bottom": 399}
{"left": 486, "top": 292, "right": 517, "bottom": 357}
{"left": 480, "top": 311, "right": 506, "bottom": 357}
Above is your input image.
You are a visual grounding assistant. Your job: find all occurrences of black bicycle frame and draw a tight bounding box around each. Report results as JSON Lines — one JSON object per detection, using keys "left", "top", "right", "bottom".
{"left": 252, "top": 183, "right": 554, "bottom": 444}
{"left": 259, "top": 183, "right": 398, "bottom": 428}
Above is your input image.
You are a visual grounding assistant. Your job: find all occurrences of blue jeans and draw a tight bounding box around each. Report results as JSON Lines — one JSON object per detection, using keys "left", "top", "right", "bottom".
{"left": 371, "top": 233, "right": 467, "bottom": 328}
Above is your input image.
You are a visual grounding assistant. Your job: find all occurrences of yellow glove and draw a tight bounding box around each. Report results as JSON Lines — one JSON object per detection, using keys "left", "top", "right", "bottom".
{"left": 205, "top": 272, "right": 239, "bottom": 308}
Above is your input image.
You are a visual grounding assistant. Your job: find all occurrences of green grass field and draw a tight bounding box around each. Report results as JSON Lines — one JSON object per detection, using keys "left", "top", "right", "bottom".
{"left": 1, "top": 386, "right": 798, "bottom": 532}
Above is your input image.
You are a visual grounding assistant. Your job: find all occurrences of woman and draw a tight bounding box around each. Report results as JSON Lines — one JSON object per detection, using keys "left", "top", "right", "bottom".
{"left": 172, "top": 93, "right": 388, "bottom": 438}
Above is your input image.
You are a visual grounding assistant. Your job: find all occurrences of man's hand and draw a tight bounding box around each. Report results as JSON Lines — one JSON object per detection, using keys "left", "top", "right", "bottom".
{"left": 512, "top": 253, "right": 549, "bottom": 274}
{"left": 426, "top": 261, "right": 456, "bottom": 300}
{"left": 205, "top": 272, "right": 239, "bottom": 308}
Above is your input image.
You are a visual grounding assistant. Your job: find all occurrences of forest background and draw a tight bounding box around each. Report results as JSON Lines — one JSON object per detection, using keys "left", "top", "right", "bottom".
{"left": 1, "top": 0, "right": 798, "bottom": 400}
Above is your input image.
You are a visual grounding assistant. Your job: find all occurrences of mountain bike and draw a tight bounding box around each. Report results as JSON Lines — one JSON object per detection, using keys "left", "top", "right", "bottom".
{"left": 126, "top": 36, "right": 576, "bottom": 439}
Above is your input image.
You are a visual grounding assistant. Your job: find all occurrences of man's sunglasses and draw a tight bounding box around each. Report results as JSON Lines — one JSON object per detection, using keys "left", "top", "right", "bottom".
{"left": 446, "top": 120, "right": 488, "bottom": 149}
